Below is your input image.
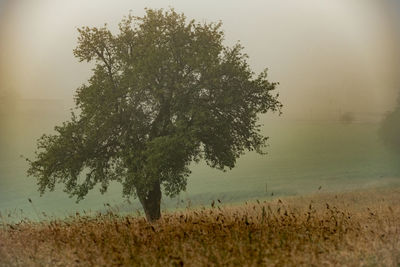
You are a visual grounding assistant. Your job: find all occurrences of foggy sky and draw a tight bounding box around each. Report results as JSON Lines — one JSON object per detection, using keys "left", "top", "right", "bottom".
{"left": 1, "top": 0, "right": 400, "bottom": 119}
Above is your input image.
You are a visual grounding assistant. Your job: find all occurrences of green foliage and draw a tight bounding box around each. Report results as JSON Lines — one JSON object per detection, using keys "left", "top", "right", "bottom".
{"left": 27, "top": 8, "right": 281, "bottom": 203}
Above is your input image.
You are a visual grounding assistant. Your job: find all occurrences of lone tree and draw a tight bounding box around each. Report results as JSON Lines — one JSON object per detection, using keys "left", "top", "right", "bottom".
{"left": 27, "top": 9, "right": 281, "bottom": 222}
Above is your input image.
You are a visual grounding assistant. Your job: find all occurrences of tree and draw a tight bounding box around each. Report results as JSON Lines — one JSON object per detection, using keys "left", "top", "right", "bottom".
{"left": 27, "top": 9, "right": 282, "bottom": 222}
{"left": 339, "top": 112, "right": 355, "bottom": 124}
{"left": 380, "top": 93, "right": 400, "bottom": 153}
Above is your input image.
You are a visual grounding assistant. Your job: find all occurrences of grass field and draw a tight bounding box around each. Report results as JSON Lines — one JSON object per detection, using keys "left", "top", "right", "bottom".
{"left": 2, "top": 119, "right": 400, "bottom": 221}
{"left": 1, "top": 186, "right": 399, "bottom": 266}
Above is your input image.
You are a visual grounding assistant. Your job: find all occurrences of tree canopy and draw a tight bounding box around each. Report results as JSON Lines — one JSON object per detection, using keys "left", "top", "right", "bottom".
{"left": 27, "top": 8, "right": 282, "bottom": 221}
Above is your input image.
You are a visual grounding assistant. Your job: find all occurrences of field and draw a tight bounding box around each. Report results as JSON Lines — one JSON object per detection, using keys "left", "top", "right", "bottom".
{"left": 1, "top": 117, "right": 400, "bottom": 265}
{"left": 1, "top": 186, "right": 399, "bottom": 266}
{"left": 1, "top": 119, "right": 400, "bottom": 221}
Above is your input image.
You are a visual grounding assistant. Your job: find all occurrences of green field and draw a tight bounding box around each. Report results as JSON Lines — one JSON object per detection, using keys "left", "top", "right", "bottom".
{"left": 1, "top": 113, "right": 399, "bottom": 221}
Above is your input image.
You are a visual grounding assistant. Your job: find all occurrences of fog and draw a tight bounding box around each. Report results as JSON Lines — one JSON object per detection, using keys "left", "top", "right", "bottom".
{"left": 1, "top": 0, "right": 400, "bottom": 117}
{"left": 1, "top": 0, "right": 400, "bottom": 218}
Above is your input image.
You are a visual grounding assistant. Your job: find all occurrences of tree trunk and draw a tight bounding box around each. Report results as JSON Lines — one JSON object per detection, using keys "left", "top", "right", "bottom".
{"left": 138, "top": 181, "right": 162, "bottom": 222}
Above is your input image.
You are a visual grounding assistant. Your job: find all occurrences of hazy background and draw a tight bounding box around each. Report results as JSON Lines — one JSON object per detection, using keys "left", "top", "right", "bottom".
{"left": 1, "top": 0, "right": 400, "bottom": 219}
{"left": 1, "top": 0, "right": 400, "bottom": 117}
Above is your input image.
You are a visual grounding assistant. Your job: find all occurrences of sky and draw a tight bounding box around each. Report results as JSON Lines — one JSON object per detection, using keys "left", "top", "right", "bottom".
{"left": 0, "top": 0, "right": 400, "bottom": 119}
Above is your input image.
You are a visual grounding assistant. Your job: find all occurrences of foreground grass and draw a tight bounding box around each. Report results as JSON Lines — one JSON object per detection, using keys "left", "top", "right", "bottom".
{"left": 1, "top": 187, "right": 399, "bottom": 266}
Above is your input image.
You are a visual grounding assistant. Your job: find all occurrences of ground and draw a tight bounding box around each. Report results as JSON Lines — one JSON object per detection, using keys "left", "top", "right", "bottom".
{"left": 1, "top": 186, "right": 399, "bottom": 266}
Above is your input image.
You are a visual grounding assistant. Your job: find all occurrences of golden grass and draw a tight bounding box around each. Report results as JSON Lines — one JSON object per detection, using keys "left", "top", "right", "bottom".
{"left": 1, "top": 187, "right": 399, "bottom": 266}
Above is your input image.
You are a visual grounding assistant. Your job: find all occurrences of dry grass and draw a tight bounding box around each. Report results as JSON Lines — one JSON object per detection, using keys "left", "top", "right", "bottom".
{"left": 1, "top": 187, "right": 399, "bottom": 266}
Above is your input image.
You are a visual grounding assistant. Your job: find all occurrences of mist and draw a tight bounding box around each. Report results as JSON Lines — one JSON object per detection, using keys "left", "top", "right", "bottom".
{"left": 1, "top": 0, "right": 400, "bottom": 116}
{"left": 1, "top": 0, "right": 400, "bottom": 219}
